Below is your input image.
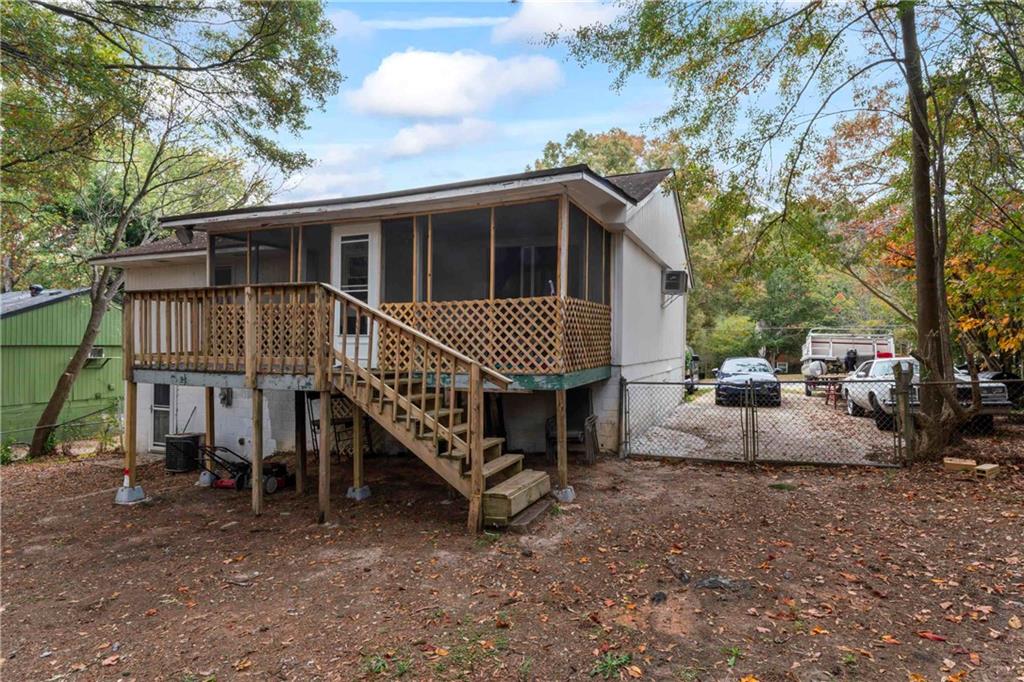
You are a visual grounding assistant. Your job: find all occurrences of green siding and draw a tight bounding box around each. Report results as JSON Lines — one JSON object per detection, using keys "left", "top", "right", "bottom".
{"left": 0, "top": 295, "right": 123, "bottom": 442}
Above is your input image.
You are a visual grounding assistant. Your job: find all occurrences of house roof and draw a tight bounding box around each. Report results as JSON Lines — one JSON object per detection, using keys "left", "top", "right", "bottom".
{"left": 605, "top": 169, "right": 673, "bottom": 202}
{"left": 157, "top": 164, "right": 672, "bottom": 227}
{"left": 0, "top": 287, "right": 90, "bottom": 319}
{"left": 94, "top": 232, "right": 208, "bottom": 261}
{"left": 97, "top": 165, "right": 675, "bottom": 264}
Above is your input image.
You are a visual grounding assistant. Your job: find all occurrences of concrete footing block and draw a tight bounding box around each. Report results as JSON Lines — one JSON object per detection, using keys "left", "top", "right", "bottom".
{"left": 553, "top": 486, "right": 576, "bottom": 503}
{"left": 114, "top": 485, "right": 146, "bottom": 505}
{"left": 347, "top": 485, "right": 371, "bottom": 501}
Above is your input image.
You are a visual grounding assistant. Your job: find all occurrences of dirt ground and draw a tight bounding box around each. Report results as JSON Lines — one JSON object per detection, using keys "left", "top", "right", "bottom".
{"left": 2, "top": 447, "right": 1023, "bottom": 681}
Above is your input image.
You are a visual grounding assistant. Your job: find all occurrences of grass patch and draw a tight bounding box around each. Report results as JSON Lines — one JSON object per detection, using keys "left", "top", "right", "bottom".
{"left": 591, "top": 652, "right": 632, "bottom": 678}
{"left": 722, "top": 646, "right": 743, "bottom": 668}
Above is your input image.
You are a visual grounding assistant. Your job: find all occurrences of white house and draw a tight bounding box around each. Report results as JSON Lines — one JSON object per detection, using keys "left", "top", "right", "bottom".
{"left": 95, "top": 164, "right": 690, "bottom": 528}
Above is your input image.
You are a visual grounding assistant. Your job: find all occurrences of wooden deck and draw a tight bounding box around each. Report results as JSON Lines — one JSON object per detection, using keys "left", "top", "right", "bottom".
{"left": 123, "top": 285, "right": 611, "bottom": 380}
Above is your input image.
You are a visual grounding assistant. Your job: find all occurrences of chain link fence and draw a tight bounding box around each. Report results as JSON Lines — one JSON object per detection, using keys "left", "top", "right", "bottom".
{"left": 623, "top": 377, "right": 1024, "bottom": 467}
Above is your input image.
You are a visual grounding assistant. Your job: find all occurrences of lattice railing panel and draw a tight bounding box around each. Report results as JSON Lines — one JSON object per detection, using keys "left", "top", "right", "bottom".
{"left": 378, "top": 296, "right": 609, "bottom": 375}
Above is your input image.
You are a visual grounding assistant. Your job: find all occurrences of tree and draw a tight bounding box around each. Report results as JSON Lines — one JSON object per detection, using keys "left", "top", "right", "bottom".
{"left": 560, "top": 1, "right": 1024, "bottom": 457}
{"left": 2, "top": 1, "right": 340, "bottom": 457}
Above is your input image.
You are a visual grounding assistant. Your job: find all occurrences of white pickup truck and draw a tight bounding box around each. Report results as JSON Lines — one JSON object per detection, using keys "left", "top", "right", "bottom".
{"left": 800, "top": 328, "right": 896, "bottom": 396}
{"left": 842, "top": 356, "right": 1013, "bottom": 431}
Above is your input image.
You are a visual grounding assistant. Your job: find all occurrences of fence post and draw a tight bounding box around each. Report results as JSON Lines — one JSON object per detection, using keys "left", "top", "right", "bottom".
{"left": 893, "top": 363, "right": 915, "bottom": 463}
{"left": 618, "top": 375, "right": 628, "bottom": 460}
{"left": 467, "top": 362, "right": 484, "bottom": 533}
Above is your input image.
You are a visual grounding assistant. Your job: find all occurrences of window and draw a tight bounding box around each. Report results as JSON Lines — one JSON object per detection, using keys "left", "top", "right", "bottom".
{"left": 587, "top": 217, "right": 604, "bottom": 303}
{"left": 382, "top": 218, "right": 413, "bottom": 302}
{"left": 299, "top": 225, "right": 331, "bottom": 283}
{"left": 210, "top": 234, "right": 247, "bottom": 284}
{"left": 213, "top": 266, "right": 233, "bottom": 286}
{"left": 494, "top": 200, "right": 557, "bottom": 298}
{"left": 339, "top": 235, "right": 369, "bottom": 333}
{"left": 567, "top": 204, "right": 587, "bottom": 298}
{"left": 430, "top": 208, "right": 489, "bottom": 301}
{"left": 152, "top": 384, "right": 170, "bottom": 448}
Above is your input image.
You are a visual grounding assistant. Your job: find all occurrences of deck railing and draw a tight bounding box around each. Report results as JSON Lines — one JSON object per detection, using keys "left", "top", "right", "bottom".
{"left": 379, "top": 296, "right": 611, "bottom": 375}
{"left": 124, "top": 287, "right": 612, "bottom": 381}
{"left": 124, "top": 284, "right": 327, "bottom": 380}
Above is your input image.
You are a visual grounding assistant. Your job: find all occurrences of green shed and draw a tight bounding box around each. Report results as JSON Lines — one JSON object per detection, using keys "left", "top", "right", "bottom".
{"left": 0, "top": 287, "right": 123, "bottom": 444}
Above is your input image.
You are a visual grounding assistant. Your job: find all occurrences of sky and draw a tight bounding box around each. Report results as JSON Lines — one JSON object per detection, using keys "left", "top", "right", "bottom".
{"left": 277, "top": 1, "right": 672, "bottom": 201}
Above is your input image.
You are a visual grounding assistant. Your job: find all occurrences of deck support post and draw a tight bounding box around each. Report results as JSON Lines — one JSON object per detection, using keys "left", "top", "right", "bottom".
{"left": 115, "top": 380, "right": 145, "bottom": 505}
{"left": 251, "top": 388, "right": 264, "bottom": 515}
{"left": 467, "top": 363, "right": 485, "bottom": 532}
{"left": 553, "top": 388, "right": 575, "bottom": 503}
{"left": 294, "top": 391, "right": 307, "bottom": 495}
{"left": 317, "top": 390, "right": 331, "bottom": 523}
{"left": 347, "top": 403, "right": 371, "bottom": 501}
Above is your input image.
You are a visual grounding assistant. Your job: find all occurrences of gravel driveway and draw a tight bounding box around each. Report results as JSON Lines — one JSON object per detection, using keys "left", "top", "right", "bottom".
{"left": 627, "top": 383, "right": 899, "bottom": 465}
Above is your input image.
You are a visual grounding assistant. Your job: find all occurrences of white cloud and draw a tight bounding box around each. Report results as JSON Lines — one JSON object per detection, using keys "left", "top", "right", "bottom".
{"left": 492, "top": 0, "right": 621, "bottom": 44}
{"left": 345, "top": 49, "right": 562, "bottom": 118}
{"left": 387, "top": 119, "right": 496, "bottom": 158}
{"left": 330, "top": 9, "right": 374, "bottom": 39}
{"left": 329, "top": 10, "right": 505, "bottom": 38}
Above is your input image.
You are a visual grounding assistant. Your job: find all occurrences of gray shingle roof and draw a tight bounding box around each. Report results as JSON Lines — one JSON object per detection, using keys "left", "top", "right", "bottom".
{"left": 604, "top": 169, "right": 673, "bottom": 202}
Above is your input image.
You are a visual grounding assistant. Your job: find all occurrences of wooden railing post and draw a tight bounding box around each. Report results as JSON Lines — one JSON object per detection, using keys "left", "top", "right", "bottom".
{"left": 122, "top": 293, "right": 134, "bottom": 381}
{"left": 244, "top": 286, "right": 256, "bottom": 388}
{"left": 467, "top": 361, "right": 484, "bottom": 533}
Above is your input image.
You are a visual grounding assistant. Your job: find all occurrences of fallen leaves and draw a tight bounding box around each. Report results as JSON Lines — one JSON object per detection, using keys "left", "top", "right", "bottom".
{"left": 100, "top": 655, "right": 119, "bottom": 667}
{"left": 916, "top": 630, "right": 947, "bottom": 642}
{"left": 233, "top": 658, "right": 252, "bottom": 671}
{"left": 1008, "top": 614, "right": 1022, "bottom": 629}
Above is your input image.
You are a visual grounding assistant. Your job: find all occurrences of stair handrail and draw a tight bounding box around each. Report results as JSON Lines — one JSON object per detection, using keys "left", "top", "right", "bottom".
{"left": 318, "top": 283, "right": 512, "bottom": 390}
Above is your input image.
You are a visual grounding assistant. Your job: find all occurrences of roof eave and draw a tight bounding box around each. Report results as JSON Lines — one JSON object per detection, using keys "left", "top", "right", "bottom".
{"left": 160, "top": 171, "right": 635, "bottom": 232}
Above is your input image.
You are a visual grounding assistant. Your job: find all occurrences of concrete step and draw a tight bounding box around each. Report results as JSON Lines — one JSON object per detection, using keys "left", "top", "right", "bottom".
{"left": 483, "top": 469, "right": 551, "bottom": 527}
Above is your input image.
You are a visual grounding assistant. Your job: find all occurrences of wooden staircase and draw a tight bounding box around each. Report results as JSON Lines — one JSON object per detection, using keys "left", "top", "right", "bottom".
{"left": 320, "top": 285, "right": 551, "bottom": 529}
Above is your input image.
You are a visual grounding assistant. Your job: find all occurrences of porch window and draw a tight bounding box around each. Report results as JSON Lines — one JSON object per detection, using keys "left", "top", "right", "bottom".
{"left": 494, "top": 200, "right": 558, "bottom": 298}
{"left": 210, "top": 233, "right": 247, "bottom": 285}
{"left": 567, "top": 204, "right": 587, "bottom": 298}
{"left": 568, "top": 202, "right": 612, "bottom": 304}
{"left": 430, "top": 208, "right": 490, "bottom": 301}
{"left": 382, "top": 218, "right": 413, "bottom": 302}
{"left": 251, "top": 228, "right": 292, "bottom": 284}
{"left": 298, "top": 224, "right": 331, "bottom": 283}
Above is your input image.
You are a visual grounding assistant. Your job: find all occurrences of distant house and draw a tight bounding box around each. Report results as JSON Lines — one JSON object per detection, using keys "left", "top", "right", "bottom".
{"left": 0, "top": 286, "right": 122, "bottom": 443}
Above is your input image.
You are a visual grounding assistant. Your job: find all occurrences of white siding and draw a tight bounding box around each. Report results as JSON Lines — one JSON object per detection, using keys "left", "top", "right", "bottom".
{"left": 124, "top": 259, "right": 206, "bottom": 291}
{"left": 595, "top": 187, "right": 689, "bottom": 452}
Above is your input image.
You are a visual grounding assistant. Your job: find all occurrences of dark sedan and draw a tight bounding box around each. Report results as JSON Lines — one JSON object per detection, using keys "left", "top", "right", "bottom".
{"left": 714, "top": 357, "right": 782, "bottom": 406}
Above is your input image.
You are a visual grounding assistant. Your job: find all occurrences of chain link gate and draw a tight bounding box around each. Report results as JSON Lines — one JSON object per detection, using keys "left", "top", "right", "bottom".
{"left": 622, "top": 379, "right": 903, "bottom": 466}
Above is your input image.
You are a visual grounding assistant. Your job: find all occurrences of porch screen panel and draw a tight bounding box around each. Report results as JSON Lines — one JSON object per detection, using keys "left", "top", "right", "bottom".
{"left": 494, "top": 200, "right": 558, "bottom": 298}
{"left": 430, "top": 208, "right": 489, "bottom": 301}
{"left": 299, "top": 225, "right": 331, "bottom": 283}
{"left": 567, "top": 203, "right": 587, "bottom": 298}
{"left": 382, "top": 218, "right": 413, "bottom": 302}
{"left": 587, "top": 218, "right": 605, "bottom": 303}
{"left": 252, "top": 228, "right": 292, "bottom": 283}
{"left": 211, "top": 234, "right": 247, "bottom": 284}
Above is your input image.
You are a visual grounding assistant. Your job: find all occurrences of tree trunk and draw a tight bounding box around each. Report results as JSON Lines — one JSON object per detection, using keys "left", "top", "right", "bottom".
{"left": 28, "top": 285, "right": 117, "bottom": 457}
{"left": 900, "top": 2, "right": 948, "bottom": 458}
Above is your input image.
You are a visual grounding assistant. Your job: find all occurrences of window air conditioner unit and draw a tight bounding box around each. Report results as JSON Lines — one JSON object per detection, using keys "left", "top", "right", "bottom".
{"left": 662, "top": 270, "right": 689, "bottom": 295}
{"left": 88, "top": 347, "right": 105, "bottom": 359}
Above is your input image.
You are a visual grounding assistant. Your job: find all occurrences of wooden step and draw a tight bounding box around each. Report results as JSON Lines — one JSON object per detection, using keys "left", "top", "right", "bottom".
{"left": 382, "top": 391, "right": 444, "bottom": 404}
{"left": 481, "top": 453, "right": 523, "bottom": 479}
{"left": 483, "top": 470, "right": 551, "bottom": 526}
{"left": 441, "top": 436, "right": 504, "bottom": 460}
{"left": 416, "top": 422, "right": 469, "bottom": 441}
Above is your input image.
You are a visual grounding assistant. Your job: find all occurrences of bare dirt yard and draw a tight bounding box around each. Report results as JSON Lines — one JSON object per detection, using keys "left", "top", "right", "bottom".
{"left": 2, "top": 446, "right": 1023, "bottom": 681}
